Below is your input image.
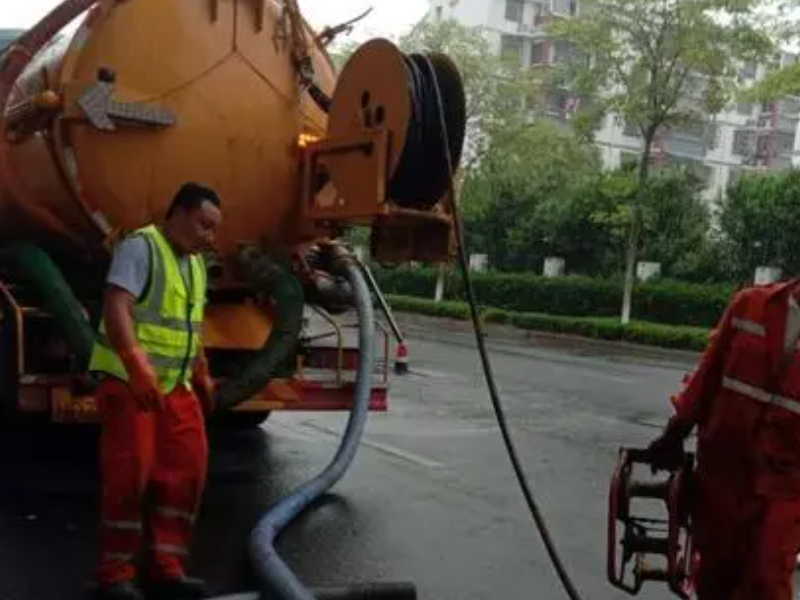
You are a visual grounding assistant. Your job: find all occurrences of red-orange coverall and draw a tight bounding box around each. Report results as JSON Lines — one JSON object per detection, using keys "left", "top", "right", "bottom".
{"left": 672, "top": 279, "right": 800, "bottom": 600}
{"left": 96, "top": 378, "right": 208, "bottom": 585}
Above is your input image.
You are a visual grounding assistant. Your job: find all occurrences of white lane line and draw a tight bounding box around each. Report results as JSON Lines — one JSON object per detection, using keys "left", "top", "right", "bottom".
{"left": 297, "top": 422, "right": 446, "bottom": 470}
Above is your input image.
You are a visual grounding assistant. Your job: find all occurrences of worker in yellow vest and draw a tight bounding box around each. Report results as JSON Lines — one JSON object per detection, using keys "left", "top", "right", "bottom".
{"left": 88, "top": 183, "right": 222, "bottom": 600}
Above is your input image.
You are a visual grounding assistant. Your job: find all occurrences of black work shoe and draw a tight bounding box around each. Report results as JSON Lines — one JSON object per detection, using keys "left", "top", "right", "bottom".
{"left": 146, "top": 576, "right": 209, "bottom": 599}
{"left": 95, "top": 580, "right": 146, "bottom": 600}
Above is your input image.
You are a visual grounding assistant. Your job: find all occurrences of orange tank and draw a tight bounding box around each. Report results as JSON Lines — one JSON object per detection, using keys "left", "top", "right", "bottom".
{"left": 0, "top": 0, "right": 335, "bottom": 259}
{"left": 0, "top": 1, "right": 463, "bottom": 424}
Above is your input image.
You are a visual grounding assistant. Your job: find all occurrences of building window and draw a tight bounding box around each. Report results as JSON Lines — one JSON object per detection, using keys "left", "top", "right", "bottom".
{"left": 623, "top": 120, "right": 641, "bottom": 138}
{"left": 501, "top": 35, "right": 524, "bottom": 65}
{"left": 620, "top": 151, "right": 639, "bottom": 170}
{"left": 780, "top": 97, "right": 800, "bottom": 116}
{"left": 532, "top": 2, "right": 546, "bottom": 25}
{"left": 739, "top": 62, "right": 757, "bottom": 80}
{"left": 551, "top": 0, "right": 578, "bottom": 16}
{"left": 505, "top": 0, "right": 524, "bottom": 23}
{"left": 776, "top": 131, "right": 795, "bottom": 155}
{"left": 732, "top": 129, "right": 755, "bottom": 156}
{"left": 531, "top": 42, "right": 549, "bottom": 65}
{"left": 553, "top": 40, "right": 578, "bottom": 64}
{"left": 736, "top": 103, "right": 753, "bottom": 117}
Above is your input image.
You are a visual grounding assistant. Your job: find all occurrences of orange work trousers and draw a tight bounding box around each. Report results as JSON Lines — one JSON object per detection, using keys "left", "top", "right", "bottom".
{"left": 96, "top": 378, "right": 208, "bottom": 585}
{"left": 692, "top": 471, "right": 800, "bottom": 600}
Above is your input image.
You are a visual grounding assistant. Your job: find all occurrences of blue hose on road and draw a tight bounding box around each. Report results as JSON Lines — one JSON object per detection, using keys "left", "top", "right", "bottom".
{"left": 247, "top": 258, "right": 375, "bottom": 600}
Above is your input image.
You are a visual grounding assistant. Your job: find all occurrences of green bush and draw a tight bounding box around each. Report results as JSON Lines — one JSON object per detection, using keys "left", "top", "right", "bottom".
{"left": 386, "top": 295, "right": 710, "bottom": 352}
{"left": 374, "top": 267, "right": 733, "bottom": 328}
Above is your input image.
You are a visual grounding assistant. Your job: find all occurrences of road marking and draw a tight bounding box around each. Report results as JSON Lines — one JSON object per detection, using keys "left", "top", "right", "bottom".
{"left": 297, "top": 422, "right": 445, "bottom": 469}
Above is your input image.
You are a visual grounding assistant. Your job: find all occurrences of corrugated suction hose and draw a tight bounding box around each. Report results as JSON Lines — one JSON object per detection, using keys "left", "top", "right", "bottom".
{"left": 208, "top": 256, "right": 407, "bottom": 600}
{"left": 0, "top": 242, "right": 95, "bottom": 369}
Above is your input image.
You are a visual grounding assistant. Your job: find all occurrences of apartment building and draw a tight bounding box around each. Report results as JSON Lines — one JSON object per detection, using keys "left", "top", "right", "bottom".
{"left": 428, "top": 0, "right": 800, "bottom": 200}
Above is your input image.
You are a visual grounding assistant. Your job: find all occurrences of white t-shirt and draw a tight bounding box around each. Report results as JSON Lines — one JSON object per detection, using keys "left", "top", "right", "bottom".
{"left": 107, "top": 235, "right": 192, "bottom": 300}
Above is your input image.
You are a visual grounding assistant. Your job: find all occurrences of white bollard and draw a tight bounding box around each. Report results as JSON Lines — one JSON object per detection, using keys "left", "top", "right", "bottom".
{"left": 543, "top": 257, "right": 565, "bottom": 278}
{"left": 755, "top": 266, "right": 782, "bottom": 285}
{"left": 636, "top": 261, "right": 662, "bottom": 282}
{"left": 434, "top": 264, "right": 445, "bottom": 303}
{"left": 469, "top": 254, "right": 489, "bottom": 272}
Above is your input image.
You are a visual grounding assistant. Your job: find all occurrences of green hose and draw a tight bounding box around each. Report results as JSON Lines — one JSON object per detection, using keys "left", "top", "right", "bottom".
{"left": 213, "top": 247, "right": 305, "bottom": 410}
{"left": 0, "top": 242, "right": 95, "bottom": 370}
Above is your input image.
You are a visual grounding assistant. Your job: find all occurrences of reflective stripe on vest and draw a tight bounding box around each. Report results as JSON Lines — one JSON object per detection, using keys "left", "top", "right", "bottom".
{"left": 722, "top": 376, "right": 800, "bottom": 417}
{"left": 732, "top": 317, "right": 766, "bottom": 337}
{"left": 88, "top": 225, "right": 206, "bottom": 393}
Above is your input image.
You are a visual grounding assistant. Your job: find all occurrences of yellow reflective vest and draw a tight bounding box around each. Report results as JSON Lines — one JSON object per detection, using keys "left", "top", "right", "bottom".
{"left": 89, "top": 225, "right": 207, "bottom": 393}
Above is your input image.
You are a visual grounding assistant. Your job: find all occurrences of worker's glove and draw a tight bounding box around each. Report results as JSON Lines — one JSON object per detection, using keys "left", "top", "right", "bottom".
{"left": 192, "top": 354, "right": 216, "bottom": 417}
{"left": 119, "top": 346, "right": 164, "bottom": 412}
{"left": 647, "top": 416, "right": 693, "bottom": 472}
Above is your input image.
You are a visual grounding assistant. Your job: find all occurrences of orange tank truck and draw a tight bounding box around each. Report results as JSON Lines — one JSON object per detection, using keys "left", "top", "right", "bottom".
{"left": 0, "top": 0, "right": 466, "bottom": 425}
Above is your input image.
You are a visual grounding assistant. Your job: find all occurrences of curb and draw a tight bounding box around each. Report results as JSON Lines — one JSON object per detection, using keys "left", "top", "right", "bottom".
{"left": 393, "top": 311, "right": 701, "bottom": 368}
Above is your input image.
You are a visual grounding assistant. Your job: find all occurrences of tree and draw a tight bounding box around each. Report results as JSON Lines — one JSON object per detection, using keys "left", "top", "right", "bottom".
{"left": 638, "top": 167, "right": 713, "bottom": 279}
{"left": 399, "top": 18, "right": 541, "bottom": 175}
{"left": 460, "top": 119, "right": 607, "bottom": 272}
{"left": 719, "top": 170, "right": 800, "bottom": 282}
{"left": 550, "top": 0, "right": 775, "bottom": 323}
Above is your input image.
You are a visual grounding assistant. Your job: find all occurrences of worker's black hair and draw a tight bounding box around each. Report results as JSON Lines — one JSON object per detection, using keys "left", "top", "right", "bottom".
{"left": 166, "top": 182, "right": 221, "bottom": 219}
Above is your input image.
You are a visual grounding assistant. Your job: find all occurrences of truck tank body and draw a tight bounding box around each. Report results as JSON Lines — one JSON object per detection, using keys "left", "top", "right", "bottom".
{"left": 0, "top": 1, "right": 400, "bottom": 425}
{"left": 0, "top": 0, "right": 335, "bottom": 260}
{"left": 0, "top": 0, "right": 464, "bottom": 423}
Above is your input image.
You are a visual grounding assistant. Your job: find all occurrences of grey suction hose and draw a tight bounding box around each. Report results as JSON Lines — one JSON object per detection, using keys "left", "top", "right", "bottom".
{"left": 212, "top": 582, "right": 415, "bottom": 600}
{"left": 241, "top": 259, "right": 375, "bottom": 600}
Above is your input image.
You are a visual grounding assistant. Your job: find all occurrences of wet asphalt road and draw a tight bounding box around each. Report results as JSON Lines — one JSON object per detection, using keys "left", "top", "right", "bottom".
{"left": 0, "top": 313, "right": 700, "bottom": 600}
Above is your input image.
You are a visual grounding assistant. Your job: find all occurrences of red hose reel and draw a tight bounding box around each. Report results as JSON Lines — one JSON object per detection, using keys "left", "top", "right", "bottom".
{"left": 607, "top": 447, "right": 695, "bottom": 599}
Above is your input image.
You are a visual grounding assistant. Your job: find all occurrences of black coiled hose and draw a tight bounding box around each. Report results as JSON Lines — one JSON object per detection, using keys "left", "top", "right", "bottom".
{"left": 389, "top": 52, "right": 466, "bottom": 210}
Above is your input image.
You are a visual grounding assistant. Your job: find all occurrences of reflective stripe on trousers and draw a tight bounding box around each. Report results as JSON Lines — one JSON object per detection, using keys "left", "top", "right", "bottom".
{"left": 96, "top": 378, "right": 208, "bottom": 585}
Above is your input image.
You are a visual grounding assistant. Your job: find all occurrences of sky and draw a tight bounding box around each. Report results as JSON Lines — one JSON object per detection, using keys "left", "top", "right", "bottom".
{"left": 0, "top": 1, "right": 430, "bottom": 41}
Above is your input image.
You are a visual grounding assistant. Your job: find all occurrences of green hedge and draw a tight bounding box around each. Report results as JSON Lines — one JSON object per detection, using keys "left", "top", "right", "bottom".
{"left": 375, "top": 267, "right": 734, "bottom": 328}
{"left": 387, "top": 295, "right": 710, "bottom": 352}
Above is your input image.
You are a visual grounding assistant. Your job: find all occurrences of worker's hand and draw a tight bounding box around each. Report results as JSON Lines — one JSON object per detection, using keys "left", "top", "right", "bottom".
{"left": 119, "top": 346, "right": 164, "bottom": 412}
{"left": 192, "top": 354, "right": 216, "bottom": 418}
{"left": 647, "top": 416, "right": 693, "bottom": 472}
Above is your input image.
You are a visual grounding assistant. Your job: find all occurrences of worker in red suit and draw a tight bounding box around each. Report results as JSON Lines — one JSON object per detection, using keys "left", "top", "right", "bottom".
{"left": 649, "top": 279, "right": 800, "bottom": 600}
{"left": 88, "top": 183, "right": 222, "bottom": 600}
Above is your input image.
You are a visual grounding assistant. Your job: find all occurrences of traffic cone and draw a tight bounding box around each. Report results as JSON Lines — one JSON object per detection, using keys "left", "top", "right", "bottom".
{"left": 394, "top": 342, "right": 409, "bottom": 375}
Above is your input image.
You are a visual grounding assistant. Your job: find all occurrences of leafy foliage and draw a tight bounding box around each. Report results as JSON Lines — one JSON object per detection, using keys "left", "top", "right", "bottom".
{"left": 375, "top": 267, "right": 734, "bottom": 328}
{"left": 387, "top": 295, "right": 711, "bottom": 351}
{"left": 719, "top": 170, "right": 800, "bottom": 281}
{"left": 549, "top": 0, "right": 777, "bottom": 321}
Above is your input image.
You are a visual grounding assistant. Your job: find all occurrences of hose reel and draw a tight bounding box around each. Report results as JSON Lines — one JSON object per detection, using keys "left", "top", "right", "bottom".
{"left": 326, "top": 38, "right": 466, "bottom": 212}
{"left": 607, "top": 448, "right": 695, "bottom": 599}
